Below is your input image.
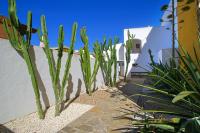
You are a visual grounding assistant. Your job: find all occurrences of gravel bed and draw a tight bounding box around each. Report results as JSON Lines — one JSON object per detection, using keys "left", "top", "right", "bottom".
{"left": 3, "top": 103, "right": 94, "bottom": 133}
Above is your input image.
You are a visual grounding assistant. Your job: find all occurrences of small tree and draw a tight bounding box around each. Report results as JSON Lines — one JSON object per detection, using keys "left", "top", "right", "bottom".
{"left": 160, "top": 0, "right": 194, "bottom": 58}
{"left": 124, "top": 30, "right": 134, "bottom": 82}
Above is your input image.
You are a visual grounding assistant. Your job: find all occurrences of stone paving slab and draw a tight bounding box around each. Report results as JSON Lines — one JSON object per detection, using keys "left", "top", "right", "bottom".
{"left": 59, "top": 87, "right": 139, "bottom": 133}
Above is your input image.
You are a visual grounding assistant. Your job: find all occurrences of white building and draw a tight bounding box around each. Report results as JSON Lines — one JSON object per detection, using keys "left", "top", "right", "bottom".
{"left": 115, "top": 26, "right": 172, "bottom": 78}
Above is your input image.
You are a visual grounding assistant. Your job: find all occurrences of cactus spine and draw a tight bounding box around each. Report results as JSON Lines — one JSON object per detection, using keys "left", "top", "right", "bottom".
{"left": 40, "top": 15, "right": 77, "bottom": 115}
{"left": 79, "top": 28, "right": 100, "bottom": 96}
{"left": 124, "top": 30, "right": 134, "bottom": 81}
{"left": 3, "top": 0, "right": 44, "bottom": 119}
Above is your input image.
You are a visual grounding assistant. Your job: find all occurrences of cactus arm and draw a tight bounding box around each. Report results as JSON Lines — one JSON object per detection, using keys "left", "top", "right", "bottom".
{"left": 2, "top": 19, "right": 16, "bottom": 48}
{"left": 79, "top": 48, "right": 86, "bottom": 83}
{"left": 99, "top": 44, "right": 107, "bottom": 84}
{"left": 8, "top": 0, "right": 20, "bottom": 29}
{"left": 90, "top": 58, "right": 99, "bottom": 91}
{"left": 2, "top": 19, "right": 21, "bottom": 51}
{"left": 54, "top": 25, "right": 64, "bottom": 91}
{"left": 82, "top": 28, "right": 91, "bottom": 82}
{"left": 26, "top": 11, "right": 32, "bottom": 49}
{"left": 21, "top": 45, "right": 44, "bottom": 119}
{"left": 52, "top": 25, "right": 64, "bottom": 115}
{"left": 91, "top": 42, "right": 100, "bottom": 85}
{"left": 113, "top": 45, "right": 117, "bottom": 86}
{"left": 124, "top": 30, "right": 134, "bottom": 81}
{"left": 80, "top": 28, "right": 92, "bottom": 94}
{"left": 80, "top": 28, "right": 93, "bottom": 95}
{"left": 41, "top": 15, "right": 56, "bottom": 82}
{"left": 79, "top": 48, "right": 87, "bottom": 89}
{"left": 60, "top": 22, "right": 77, "bottom": 104}
{"left": 40, "top": 15, "right": 62, "bottom": 116}
{"left": 113, "top": 37, "right": 119, "bottom": 86}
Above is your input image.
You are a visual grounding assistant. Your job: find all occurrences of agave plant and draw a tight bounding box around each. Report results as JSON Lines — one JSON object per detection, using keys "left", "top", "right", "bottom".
{"left": 131, "top": 42, "right": 200, "bottom": 132}
{"left": 3, "top": 0, "right": 44, "bottom": 119}
{"left": 148, "top": 49, "right": 181, "bottom": 94}
{"left": 39, "top": 16, "right": 77, "bottom": 116}
{"left": 79, "top": 28, "right": 100, "bottom": 96}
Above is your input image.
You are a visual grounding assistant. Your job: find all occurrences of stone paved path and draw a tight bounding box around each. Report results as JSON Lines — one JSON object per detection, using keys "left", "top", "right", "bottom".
{"left": 59, "top": 87, "right": 139, "bottom": 133}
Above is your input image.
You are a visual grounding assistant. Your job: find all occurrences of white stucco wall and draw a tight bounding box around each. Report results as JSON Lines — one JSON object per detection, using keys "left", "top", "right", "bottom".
{"left": 116, "top": 43, "right": 124, "bottom": 61}
{"left": 0, "top": 38, "right": 108, "bottom": 123}
{"left": 124, "top": 26, "right": 172, "bottom": 76}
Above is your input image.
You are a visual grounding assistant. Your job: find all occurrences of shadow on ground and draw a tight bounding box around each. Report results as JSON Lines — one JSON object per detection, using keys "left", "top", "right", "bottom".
{"left": 0, "top": 125, "right": 14, "bottom": 133}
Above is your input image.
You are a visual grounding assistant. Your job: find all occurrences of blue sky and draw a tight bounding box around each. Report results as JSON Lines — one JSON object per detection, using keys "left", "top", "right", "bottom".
{"left": 1, "top": 0, "right": 170, "bottom": 50}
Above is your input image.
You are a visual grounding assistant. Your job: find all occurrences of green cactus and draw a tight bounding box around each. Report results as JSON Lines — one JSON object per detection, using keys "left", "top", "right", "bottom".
{"left": 99, "top": 38, "right": 119, "bottom": 87}
{"left": 39, "top": 16, "right": 77, "bottom": 115}
{"left": 96, "top": 39, "right": 107, "bottom": 84}
{"left": 124, "top": 30, "right": 134, "bottom": 82}
{"left": 79, "top": 28, "right": 100, "bottom": 96}
{"left": 113, "top": 37, "right": 119, "bottom": 86}
{"left": 59, "top": 22, "right": 77, "bottom": 109}
{"left": 3, "top": 0, "right": 44, "bottom": 119}
{"left": 40, "top": 16, "right": 60, "bottom": 116}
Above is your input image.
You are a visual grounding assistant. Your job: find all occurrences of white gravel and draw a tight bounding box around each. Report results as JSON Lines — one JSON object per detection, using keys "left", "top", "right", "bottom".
{"left": 3, "top": 103, "right": 94, "bottom": 133}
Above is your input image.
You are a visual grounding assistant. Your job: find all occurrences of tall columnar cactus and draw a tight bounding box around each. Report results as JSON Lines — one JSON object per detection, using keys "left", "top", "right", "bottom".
{"left": 100, "top": 38, "right": 119, "bottom": 87}
{"left": 124, "top": 30, "right": 134, "bottom": 82}
{"left": 3, "top": 0, "right": 44, "bottom": 119}
{"left": 59, "top": 22, "right": 77, "bottom": 109}
{"left": 79, "top": 28, "right": 100, "bottom": 96}
{"left": 39, "top": 15, "right": 77, "bottom": 115}
{"left": 40, "top": 16, "right": 60, "bottom": 116}
{"left": 96, "top": 39, "right": 107, "bottom": 84}
{"left": 113, "top": 37, "right": 119, "bottom": 86}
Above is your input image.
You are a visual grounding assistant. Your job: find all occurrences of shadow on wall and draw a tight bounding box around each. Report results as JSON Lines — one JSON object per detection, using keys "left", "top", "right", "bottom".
{"left": 65, "top": 73, "right": 73, "bottom": 101}
{"left": 127, "top": 27, "right": 171, "bottom": 76}
{"left": 29, "top": 47, "right": 50, "bottom": 110}
{"left": 63, "top": 77, "right": 82, "bottom": 110}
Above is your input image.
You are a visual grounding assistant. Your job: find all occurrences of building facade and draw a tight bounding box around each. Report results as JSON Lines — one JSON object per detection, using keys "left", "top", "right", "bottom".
{"left": 123, "top": 26, "right": 172, "bottom": 77}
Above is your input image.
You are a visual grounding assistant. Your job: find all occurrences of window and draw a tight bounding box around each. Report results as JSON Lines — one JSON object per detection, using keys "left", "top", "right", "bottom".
{"left": 136, "top": 43, "right": 140, "bottom": 49}
{"left": 132, "top": 39, "right": 141, "bottom": 53}
{"left": 132, "top": 63, "right": 138, "bottom": 67}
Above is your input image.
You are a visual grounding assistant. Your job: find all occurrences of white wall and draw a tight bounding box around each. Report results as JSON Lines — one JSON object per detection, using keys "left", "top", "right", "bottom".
{"left": 0, "top": 38, "right": 107, "bottom": 123}
{"left": 124, "top": 26, "right": 172, "bottom": 76}
{"left": 116, "top": 43, "right": 124, "bottom": 61}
